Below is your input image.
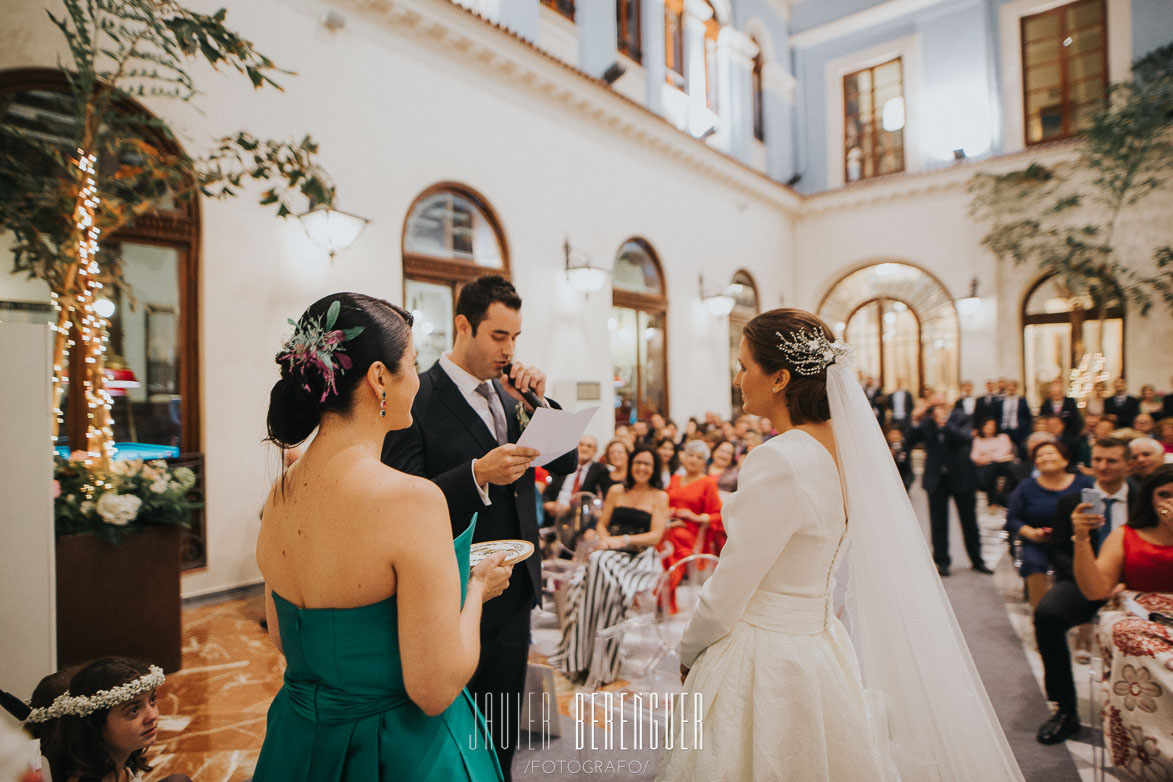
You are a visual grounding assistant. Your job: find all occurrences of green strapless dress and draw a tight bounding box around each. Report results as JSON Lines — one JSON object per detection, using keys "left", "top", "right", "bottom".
{"left": 253, "top": 516, "right": 503, "bottom": 781}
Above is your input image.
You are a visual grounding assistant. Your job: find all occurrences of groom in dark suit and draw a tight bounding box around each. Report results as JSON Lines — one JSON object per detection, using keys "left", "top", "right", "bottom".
{"left": 381, "top": 276, "right": 576, "bottom": 780}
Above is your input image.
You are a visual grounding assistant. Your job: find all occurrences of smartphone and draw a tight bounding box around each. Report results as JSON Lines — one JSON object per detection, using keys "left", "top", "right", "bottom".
{"left": 1081, "top": 487, "right": 1104, "bottom": 516}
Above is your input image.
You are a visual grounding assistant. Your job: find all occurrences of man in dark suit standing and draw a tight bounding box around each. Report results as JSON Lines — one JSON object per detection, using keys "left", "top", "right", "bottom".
{"left": 381, "top": 276, "right": 576, "bottom": 780}
{"left": 907, "top": 394, "right": 990, "bottom": 576}
{"left": 999, "top": 379, "right": 1033, "bottom": 457}
{"left": 1038, "top": 380, "right": 1083, "bottom": 442}
{"left": 885, "top": 378, "right": 914, "bottom": 435}
{"left": 974, "top": 379, "right": 1001, "bottom": 428}
{"left": 954, "top": 380, "right": 978, "bottom": 420}
{"left": 1104, "top": 377, "right": 1140, "bottom": 429}
{"left": 1035, "top": 437, "right": 1137, "bottom": 745}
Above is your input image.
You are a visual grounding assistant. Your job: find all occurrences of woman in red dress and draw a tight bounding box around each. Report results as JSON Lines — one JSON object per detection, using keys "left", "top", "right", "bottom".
{"left": 662, "top": 439, "right": 724, "bottom": 610}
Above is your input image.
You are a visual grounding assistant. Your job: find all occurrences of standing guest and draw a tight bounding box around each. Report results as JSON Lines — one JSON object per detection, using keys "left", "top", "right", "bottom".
{"left": 1084, "top": 381, "right": 1106, "bottom": 417}
{"left": 655, "top": 436, "right": 681, "bottom": 488}
{"left": 971, "top": 417, "right": 1018, "bottom": 511}
{"left": 976, "top": 380, "right": 1001, "bottom": 425}
{"left": 997, "top": 377, "right": 1010, "bottom": 397}
{"left": 1159, "top": 418, "right": 1173, "bottom": 454}
{"left": 1000, "top": 380, "right": 1034, "bottom": 457}
{"left": 708, "top": 439, "right": 741, "bottom": 494}
{"left": 380, "top": 277, "right": 576, "bottom": 781}
{"left": 664, "top": 439, "right": 725, "bottom": 609}
{"left": 1039, "top": 380, "right": 1082, "bottom": 443}
{"left": 887, "top": 426, "right": 914, "bottom": 491}
{"left": 543, "top": 435, "right": 607, "bottom": 518}
{"left": 863, "top": 375, "right": 884, "bottom": 420}
{"left": 955, "top": 380, "right": 978, "bottom": 418}
{"left": 1005, "top": 442, "right": 1092, "bottom": 609}
{"left": 33, "top": 658, "right": 191, "bottom": 782}
{"left": 908, "top": 394, "right": 990, "bottom": 576}
{"left": 885, "top": 378, "right": 914, "bottom": 434}
{"left": 1129, "top": 437, "right": 1165, "bottom": 480}
{"left": 661, "top": 419, "right": 679, "bottom": 443}
{"left": 550, "top": 444, "right": 669, "bottom": 684}
{"left": 1138, "top": 384, "right": 1162, "bottom": 417}
{"left": 1034, "top": 438, "right": 1137, "bottom": 745}
{"left": 598, "top": 439, "right": 630, "bottom": 496}
{"left": 1104, "top": 377, "right": 1140, "bottom": 429}
{"left": 1134, "top": 412, "right": 1156, "bottom": 437}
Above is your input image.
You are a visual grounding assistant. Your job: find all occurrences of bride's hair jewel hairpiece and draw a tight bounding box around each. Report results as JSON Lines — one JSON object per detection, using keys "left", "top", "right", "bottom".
{"left": 278, "top": 300, "right": 365, "bottom": 403}
{"left": 775, "top": 328, "right": 851, "bottom": 375}
{"left": 25, "top": 666, "right": 165, "bottom": 723}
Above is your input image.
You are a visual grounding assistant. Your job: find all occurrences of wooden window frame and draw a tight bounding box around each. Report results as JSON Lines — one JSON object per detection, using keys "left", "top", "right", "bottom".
{"left": 617, "top": 0, "right": 643, "bottom": 63}
{"left": 1020, "top": 274, "right": 1125, "bottom": 387}
{"left": 842, "top": 57, "right": 905, "bottom": 183}
{"left": 611, "top": 239, "right": 669, "bottom": 424}
{"left": 664, "top": 0, "right": 685, "bottom": 88}
{"left": 540, "top": 0, "right": 575, "bottom": 22}
{"left": 1020, "top": 0, "right": 1108, "bottom": 146}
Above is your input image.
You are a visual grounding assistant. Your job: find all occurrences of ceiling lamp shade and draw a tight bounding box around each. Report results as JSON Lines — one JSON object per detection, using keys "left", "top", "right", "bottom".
{"left": 298, "top": 205, "right": 369, "bottom": 258}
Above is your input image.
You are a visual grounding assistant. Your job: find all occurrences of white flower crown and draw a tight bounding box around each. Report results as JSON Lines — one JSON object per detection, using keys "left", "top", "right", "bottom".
{"left": 25, "top": 665, "right": 164, "bottom": 723}
{"left": 775, "top": 329, "right": 851, "bottom": 375}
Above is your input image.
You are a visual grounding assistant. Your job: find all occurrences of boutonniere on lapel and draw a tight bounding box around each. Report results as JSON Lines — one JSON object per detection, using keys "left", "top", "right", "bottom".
{"left": 515, "top": 403, "right": 532, "bottom": 435}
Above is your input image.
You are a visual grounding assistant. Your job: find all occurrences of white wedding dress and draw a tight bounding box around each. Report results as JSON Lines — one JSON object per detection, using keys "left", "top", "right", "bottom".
{"left": 659, "top": 428, "right": 886, "bottom": 781}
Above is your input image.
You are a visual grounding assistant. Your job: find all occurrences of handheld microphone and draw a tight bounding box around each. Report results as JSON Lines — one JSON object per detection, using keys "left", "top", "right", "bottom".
{"left": 501, "top": 363, "right": 544, "bottom": 409}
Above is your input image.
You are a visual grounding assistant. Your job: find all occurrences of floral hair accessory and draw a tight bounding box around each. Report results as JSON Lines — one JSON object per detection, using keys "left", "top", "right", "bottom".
{"left": 25, "top": 666, "right": 165, "bottom": 723}
{"left": 775, "top": 328, "right": 851, "bottom": 375}
{"left": 278, "top": 300, "right": 365, "bottom": 403}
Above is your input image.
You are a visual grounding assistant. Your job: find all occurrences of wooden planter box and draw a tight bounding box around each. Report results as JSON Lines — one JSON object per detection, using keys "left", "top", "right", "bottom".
{"left": 56, "top": 525, "right": 182, "bottom": 673}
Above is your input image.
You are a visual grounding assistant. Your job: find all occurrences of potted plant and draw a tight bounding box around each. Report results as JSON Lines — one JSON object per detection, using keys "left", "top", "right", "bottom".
{"left": 53, "top": 454, "right": 200, "bottom": 672}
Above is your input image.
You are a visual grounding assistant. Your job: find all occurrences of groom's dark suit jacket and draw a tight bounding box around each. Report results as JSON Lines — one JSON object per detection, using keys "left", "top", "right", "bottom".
{"left": 380, "top": 360, "right": 577, "bottom": 624}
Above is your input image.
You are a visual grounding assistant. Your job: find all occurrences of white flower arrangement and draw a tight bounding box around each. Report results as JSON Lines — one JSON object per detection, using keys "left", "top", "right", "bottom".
{"left": 24, "top": 666, "right": 165, "bottom": 723}
{"left": 96, "top": 493, "right": 142, "bottom": 526}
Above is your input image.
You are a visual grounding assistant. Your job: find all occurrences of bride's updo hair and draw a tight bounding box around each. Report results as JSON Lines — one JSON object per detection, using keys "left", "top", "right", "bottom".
{"left": 742, "top": 308, "right": 835, "bottom": 425}
{"left": 266, "top": 293, "right": 413, "bottom": 448}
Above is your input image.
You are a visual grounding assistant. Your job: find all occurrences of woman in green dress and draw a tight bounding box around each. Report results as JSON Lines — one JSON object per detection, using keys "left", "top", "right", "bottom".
{"left": 254, "top": 293, "right": 511, "bottom": 781}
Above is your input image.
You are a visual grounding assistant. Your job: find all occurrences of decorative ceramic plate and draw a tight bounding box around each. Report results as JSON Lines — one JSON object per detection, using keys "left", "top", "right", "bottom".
{"left": 469, "top": 540, "right": 535, "bottom": 568}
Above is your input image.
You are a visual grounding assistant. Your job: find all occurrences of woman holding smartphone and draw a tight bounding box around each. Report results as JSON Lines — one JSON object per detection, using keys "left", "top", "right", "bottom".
{"left": 1005, "top": 440, "right": 1094, "bottom": 609}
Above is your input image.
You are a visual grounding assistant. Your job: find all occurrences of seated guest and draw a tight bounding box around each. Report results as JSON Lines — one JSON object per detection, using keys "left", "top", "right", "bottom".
{"left": 708, "top": 439, "right": 740, "bottom": 494}
{"left": 886, "top": 426, "right": 914, "bottom": 491}
{"left": 549, "top": 444, "right": 669, "bottom": 684}
{"left": 1034, "top": 438, "right": 1136, "bottom": 745}
{"left": 1041, "top": 414, "right": 1083, "bottom": 460}
{"left": 614, "top": 425, "right": 636, "bottom": 451}
{"left": 543, "top": 435, "right": 607, "bottom": 519}
{"left": 31, "top": 657, "right": 192, "bottom": 782}
{"left": 1138, "top": 384, "right": 1163, "bottom": 418}
{"left": 1160, "top": 418, "right": 1173, "bottom": 455}
{"left": 656, "top": 436, "right": 681, "bottom": 489}
{"left": 1070, "top": 466, "right": 1173, "bottom": 773}
{"left": 1005, "top": 441, "right": 1093, "bottom": 609}
{"left": 1129, "top": 437, "right": 1165, "bottom": 480}
{"left": 1134, "top": 412, "right": 1156, "bottom": 437}
{"left": 597, "top": 438, "right": 630, "bottom": 497}
{"left": 972, "top": 417, "right": 1018, "bottom": 511}
{"left": 663, "top": 439, "right": 724, "bottom": 610}
{"left": 1094, "top": 415, "right": 1118, "bottom": 440}
{"left": 742, "top": 430, "right": 763, "bottom": 453}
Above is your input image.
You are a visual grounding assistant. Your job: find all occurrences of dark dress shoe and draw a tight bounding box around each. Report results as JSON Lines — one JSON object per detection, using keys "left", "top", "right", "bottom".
{"left": 972, "top": 563, "right": 994, "bottom": 574}
{"left": 1037, "top": 710, "right": 1081, "bottom": 744}
{"left": 936, "top": 564, "right": 951, "bottom": 577}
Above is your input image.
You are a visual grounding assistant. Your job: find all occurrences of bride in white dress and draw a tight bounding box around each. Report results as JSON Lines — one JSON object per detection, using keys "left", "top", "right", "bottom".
{"left": 659, "top": 309, "right": 1023, "bottom": 782}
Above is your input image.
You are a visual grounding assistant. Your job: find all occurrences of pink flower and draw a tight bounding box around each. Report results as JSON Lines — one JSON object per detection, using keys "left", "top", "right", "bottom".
{"left": 52, "top": 480, "right": 61, "bottom": 498}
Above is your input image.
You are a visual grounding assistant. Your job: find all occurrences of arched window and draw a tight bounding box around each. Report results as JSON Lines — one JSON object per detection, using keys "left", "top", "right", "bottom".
{"left": 401, "top": 184, "right": 509, "bottom": 372}
{"left": 728, "top": 270, "right": 759, "bottom": 417}
{"left": 751, "top": 42, "right": 765, "bottom": 141}
{"left": 818, "top": 262, "right": 959, "bottom": 398}
{"left": 1022, "top": 274, "right": 1124, "bottom": 405}
{"left": 610, "top": 239, "right": 668, "bottom": 425}
{"left": 0, "top": 68, "right": 204, "bottom": 566}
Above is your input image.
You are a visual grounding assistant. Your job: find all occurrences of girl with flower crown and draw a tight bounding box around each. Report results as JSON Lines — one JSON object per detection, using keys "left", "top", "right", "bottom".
{"left": 29, "top": 657, "right": 189, "bottom": 782}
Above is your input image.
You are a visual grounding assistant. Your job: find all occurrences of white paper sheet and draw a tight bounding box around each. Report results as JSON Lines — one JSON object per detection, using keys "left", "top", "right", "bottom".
{"left": 517, "top": 406, "right": 599, "bottom": 467}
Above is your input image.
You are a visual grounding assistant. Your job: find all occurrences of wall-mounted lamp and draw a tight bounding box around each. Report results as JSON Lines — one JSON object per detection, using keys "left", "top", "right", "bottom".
{"left": 602, "top": 62, "right": 626, "bottom": 85}
{"left": 298, "top": 205, "right": 369, "bottom": 260}
{"left": 956, "top": 276, "right": 981, "bottom": 315}
{"left": 953, "top": 148, "right": 967, "bottom": 161}
{"left": 700, "top": 274, "right": 736, "bottom": 316}
{"left": 564, "top": 238, "right": 609, "bottom": 294}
